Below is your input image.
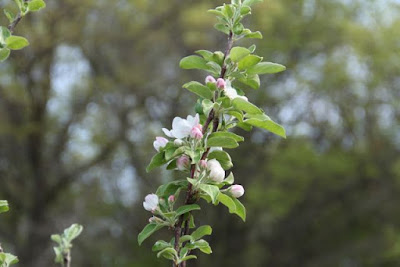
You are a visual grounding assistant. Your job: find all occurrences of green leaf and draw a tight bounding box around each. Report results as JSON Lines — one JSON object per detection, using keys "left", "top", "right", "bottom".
{"left": 244, "top": 31, "right": 263, "bottom": 39}
{"left": 5, "top": 36, "right": 29, "bottom": 50}
{"left": 191, "top": 225, "right": 212, "bottom": 240}
{"left": 238, "top": 55, "right": 262, "bottom": 70}
{"left": 28, "top": 0, "right": 46, "bottom": 12}
{"left": 214, "top": 23, "right": 230, "bottom": 34}
{"left": 223, "top": 172, "right": 235, "bottom": 185}
{"left": 156, "top": 180, "right": 188, "bottom": 198}
{"left": 195, "top": 50, "right": 213, "bottom": 61}
{"left": 193, "top": 240, "right": 212, "bottom": 254}
{"left": 179, "top": 235, "right": 194, "bottom": 244}
{"left": 152, "top": 240, "right": 172, "bottom": 252}
{"left": 209, "top": 131, "right": 244, "bottom": 142}
{"left": 236, "top": 122, "right": 253, "bottom": 131}
{"left": 157, "top": 247, "right": 178, "bottom": 261}
{"left": 165, "top": 146, "right": 185, "bottom": 161}
{"left": 227, "top": 110, "right": 243, "bottom": 122}
{"left": 182, "top": 81, "right": 213, "bottom": 99}
{"left": 240, "top": 5, "right": 251, "bottom": 15}
{"left": 64, "top": 223, "right": 83, "bottom": 242}
{"left": 146, "top": 152, "right": 167, "bottom": 172}
{"left": 0, "top": 200, "right": 9, "bottom": 213}
{"left": 0, "top": 26, "right": 11, "bottom": 45}
{"left": 237, "top": 74, "right": 260, "bottom": 89}
{"left": 229, "top": 47, "right": 251, "bottom": 62}
{"left": 179, "top": 55, "right": 210, "bottom": 71}
{"left": 138, "top": 223, "right": 165, "bottom": 245}
{"left": 3, "top": 9, "right": 15, "bottom": 23}
{"left": 50, "top": 234, "right": 62, "bottom": 245}
{"left": 175, "top": 204, "right": 201, "bottom": 218}
{"left": 207, "top": 9, "right": 224, "bottom": 17}
{"left": 0, "top": 253, "right": 19, "bottom": 266}
{"left": 207, "top": 136, "right": 239, "bottom": 149}
{"left": 218, "top": 193, "right": 237, "bottom": 214}
{"left": 244, "top": 116, "right": 286, "bottom": 138}
{"left": 179, "top": 255, "right": 198, "bottom": 263}
{"left": 208, "top": 150, "right": 233, "bottom": 170}
{"left": 232, "top": 198, "right": 246, "bottom": 221}
{"left": 199, "top": 184, "right": 220, "bottom": 204}
{"left": 232, "top": 98, "right": 262, "bottom": 114}
{"left": 243, "top": 0, "right": 263, "bottom": 6}
{"left": 247, "top": 62, "right": 286, "bottom": 75}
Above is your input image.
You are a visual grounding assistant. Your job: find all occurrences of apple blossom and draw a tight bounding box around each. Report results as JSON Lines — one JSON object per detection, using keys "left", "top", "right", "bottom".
{"left": 205, "top": 75, "right": 216, "bottom": 84}
{"left": 216, "top": 78, "right": 225, "bottom": 89}
{"left": 143, "top": 194, "right": 159, "bottom": 212}
{"left": 224, "top": 80, "right": 248, "bottom": 101}
{"left": 229, "top": 185, "right": 245, "bottom": 198}
{"left": 190, "top": 124, "right": 203, "bottom": 139}
{"left": 153, "top": 137, "right": 168, "bottom": 152}
{"left": 162, "top": 114, "right": 200, "bottom": 139}
{"left": 177, "top": 155, "right": 190, "bottom": 171}
{"left": 207, "top": 159, "right": 225, "bottom": 183}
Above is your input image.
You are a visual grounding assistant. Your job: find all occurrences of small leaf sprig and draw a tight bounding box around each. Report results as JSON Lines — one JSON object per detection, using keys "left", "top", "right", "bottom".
{"left": 0, "top": 201, "right": 19, "bottom": 267}
{"left": 51, "top": 224, "right": 83, "bottom": 267}
{"left": 0, "top": 0, "right": 46, "bottom": 62}
{"left": 139, "top": 1, "right": 286, "bottom": 266}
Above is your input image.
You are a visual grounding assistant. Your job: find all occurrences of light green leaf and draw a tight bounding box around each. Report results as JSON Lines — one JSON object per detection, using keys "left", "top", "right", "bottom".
{"left": 179, "top": 55, "right": 210, "bottom": 71}
{"left": 232, "top": 198, "right": 246, "bottom": 221}
{"left": 50, "top": 234, "right": 62, "bottom": 245}
{"left": 240, "top": 5, "right": 251, "bottom": 15}
{"left": 157, "top": 247, "right": 178, "bottom": 261}
{"left": 238, "top": 55, "right": 262, "bottom": 70}
{"left": 152, "top": 240, "right": 172, "bottom": 252}
{"left": 209, "top": 132, "right": 244, "bottom": 142}
{"left": 5, "top": 36, "right": 29, "bottom": 50}
{"left": 138, "top": 223, "right": 165, "bottom": 245}
{"left": 214, "top": 23, "right": 230, "bottom": 34}
{"left": 193, "top": 239, "right": 212, "bottom": 254}
{"left": 64, "top": 223, "right": 83, "bottom": 242}
{"left": 146, "top": 152, "right": 167, "bottom": 172}
{"left": 175, "top": 204, "right": 201, "bottom": 218}
{"left": 0, "top": 200, "right": 9, "bottom": 213}
{"left": 230, "top": 47, "right": 251, "bottom": 62}
{"left": 28, "top": 0, "right": 46, "bottom": 12}
{"left": 247, "top": 62, "right": 286, "bottom": 75}
{"left": 218, "top": 193, "right": 236, "bottom": 214}
{"left": 208, "top": 150, "right": 233, "bottom": 170}
{"left": 0, "top": 26, "right": 11, "bottom": 45}
{"left": 191, "top": 225, "right": 212, "bottom": 240}
{"left": 179, "top": 255, "right": 197, "bottom": 263}
{"left": 223, "top": 172, "right": 235, "bottom": 185}
{"left": 195, "top": 50, "right": 213, "bottom": 61}
{"left": 207, "top": 136, "right": 239, "bottom": 149}
{"left": 0, "top": 253, "right": 19, "bottom": 266}
{"left": 244, "top": 31, "right": 263, "bottom": 39}
{"left": 243, "top": 0, "right": 264, "bottom": 6}
{"left": 244, "top": 117, "right": 286, "bottom": 138}
{"left": 232, "top": 98, "right": 262, "bottom": 114}
{"left": 156, "top": 180, "right": 188, "bottom": 198}
{"left": 199, "top": 184, "right": 220, "bottom": 204}
{"left": 3, "top": 9, "right": 15, "bottom": 23}
{"left": 182, "top": 81, "right": 213, "bottom": 99}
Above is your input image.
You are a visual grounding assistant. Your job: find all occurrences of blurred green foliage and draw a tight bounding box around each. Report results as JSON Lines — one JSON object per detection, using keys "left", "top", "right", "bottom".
{"left": 0, "top": 0, "right": 399, "bottom": 266}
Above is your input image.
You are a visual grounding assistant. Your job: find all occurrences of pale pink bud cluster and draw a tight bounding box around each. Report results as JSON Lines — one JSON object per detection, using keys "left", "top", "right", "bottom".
{"left": 168, "top": 195, "right": 175, "bottom": 203}
{"left": 216, "top": 78, "right": 225, "bottom": 89}
{"left": 143, "top": 194, "right": 159, "bottom": 212}
{"left": 229, "top": 185, "right": 245, "bottom": 198}
{"left": 190, "top": 124, "right": 203, "bottom": 140}
{"left": 205, "top": 75, "right": 216, "bottom": 84}
{"left": 153, "top": 137, "right": 168, "bottom": 152}
{"left": 207, "top": 159, "right": 225, "bottom": 183}
{"left": 177, "top": 155, "right": 190, "bottom": 171}
{"left": 199, "top": 159, "right": 208, "bottom": 169}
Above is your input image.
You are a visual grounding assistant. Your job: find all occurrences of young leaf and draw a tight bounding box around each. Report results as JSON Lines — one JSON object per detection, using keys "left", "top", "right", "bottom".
{"left": 191, "top": 225, "right": 212, "bottom": 240}
{"left": 208, "top": 150, "right": 233, "bottom": 170}
{"left": 179, "top": 55, "right": 210, "bottom": 71}
{"left": 0, "top": 26, "right": 11, "bottom": 45}
{"left": 146, "top": 152, "right": 167, "bottom": 172}
{"left": 232, "top": 198, "right": 246, "bottom": 221}
{"left": 183, "top": 81, "right": 213, "bottom": 99}
{"left": 152, "top": 240, "right": 172, "bottom": 252}
{"left": 247, "top": 62, "right": 286, "bottom": 75}
{"left": 3, "top": 9, "right": 15, "bottom": 23}
{"left": 28, "top": 0, "right": 46, "bottom": 12}
{"left": 244, "top": 31, "right": 263, "bottom": 39}
{"left": 208, "top": 131, "right": 244, "bottom": 142}
{"left": 214, "top": 23, "right": 230, "bottom": 35}
{"left": 243, "top": 0, "right": 264, "bottom": 6}
{"left": 198, "top": 184, "right": 220, "bottom": 204}
{"left": 0, "top": 253, "right": 19, "bottom": 266}
{"left": 244, "top": 117, "right": 286, "bottom": 138}
{"left": 157, "top": 247, "right": 178, "bottom": 261}
{"left": 218, "top": 193, "right": 237, "bottom": 214}
{"left": 238, "top": 55, "right": 262, "bottom": 70}
{"left": 64, "top": 224, "right": 83, "bottom": 242}
{"left": 229, "top": 47, "right": 251, "bottom": 62}
{"left": 193, "top": 239, "right": 212, "bottom": 254}
{"left": 232, "top": 98, "right": 262, "bottom": 114}
{"left": 5, "top": 36, "right": 29, "bottom": 50}
{"left": 156, "top": 180, "right": 188, "bottom": 198}
{"left": 175, "top": 204, "right": 201, "bottom": 218}
{"left": 138, "top": 223, "right": 165, "bottom": 246}
{"left": 179, "top": 255, "right": 198, "bottom": 263}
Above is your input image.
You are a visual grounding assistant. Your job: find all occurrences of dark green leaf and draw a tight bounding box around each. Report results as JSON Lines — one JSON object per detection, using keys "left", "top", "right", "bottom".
{"left": 156, "top": 180, "right": 188, "bottom": 198}
{"left": 146, "top": 152, "right": 167, "bottom": 172}
{"left": 175, "top": 204, "right": 201, "bottom": 218}
{"left": 191, "top": 225, "right": 212, "bottom": 240}
{"left": 157, "top": 247, "right": 177, "bottom": 260}
{"left": 152, "top": 240, "right": 172, "bottom": 252}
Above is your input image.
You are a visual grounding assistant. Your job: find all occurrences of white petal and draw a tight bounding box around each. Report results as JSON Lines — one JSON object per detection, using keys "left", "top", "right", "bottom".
{"left": 162, "top": 128, "right": 173, "bottom": 137}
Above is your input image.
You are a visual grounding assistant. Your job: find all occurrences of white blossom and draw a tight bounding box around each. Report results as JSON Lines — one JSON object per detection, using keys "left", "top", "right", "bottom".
{"left": 207, "top": 159, "right": 225, "bottom": 183}
{"left": 162, "top": 114, "right": 200, "bottom": 139}
{"left": 143, "top": 194, "right": 159, "bottom": 212}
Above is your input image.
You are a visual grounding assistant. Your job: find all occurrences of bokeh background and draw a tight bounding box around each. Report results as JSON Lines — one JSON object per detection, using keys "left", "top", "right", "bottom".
{"left": 1, "top": 0, "right": 400, "bottom": 266}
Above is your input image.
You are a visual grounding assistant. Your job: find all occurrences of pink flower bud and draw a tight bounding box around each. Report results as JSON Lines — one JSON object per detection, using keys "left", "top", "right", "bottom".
{"left": 216, "top": 78, "right": 226, "bottom": 89}
{"left": 229, "top": 185, "right": 245, "bottom": 198}
{"left": 168, "top": 195, "right": 175, "bottom": 203}
{"left": 177, "top": 155, "right": 190, "bottom": 171}
{"left": 199, "top": 160, "right": 207, "bottom": 168}
{"left": 143, "top": 194, "right": 159, "bottom": 212}
{"left": 153, "top": 137, "right": 168, "bottom": 152}
{"left": 190, "top": 124, "right": 203, "bottom": 139}
{"left": 205, "top": 75, "right": 216, "bottom": 84}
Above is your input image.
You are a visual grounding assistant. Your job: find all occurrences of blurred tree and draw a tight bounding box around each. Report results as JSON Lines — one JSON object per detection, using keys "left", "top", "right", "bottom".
{"left": 0, "top": 0, "right": 399, "bottom": 266}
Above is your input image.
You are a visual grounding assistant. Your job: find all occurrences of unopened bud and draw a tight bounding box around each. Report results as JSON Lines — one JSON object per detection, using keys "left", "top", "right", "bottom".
{"left": 216, "top": 78, "right": 226, "bottom": 89}
{"left": 207, "top": 159, "right": 225, "bottom": 183}
{"left": 205, "top": 75, "right": 216, "bottom": 84}
{"left": 229, "top": 184, "right": 245, "bottom": 198}
{"left": 177, "top": 155, "right": 190, "bottom": 171}
{"left": 174, "top": 139, "right": 184, "bottom": 146}
{"left": 199, "top": 160, "right": 207, "bottom": 168}
{"left": 168, "top": 195, "right": 175, "bottom": 203}
{"left": 190, "top": 124, "right": 203, "bottom": 140}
